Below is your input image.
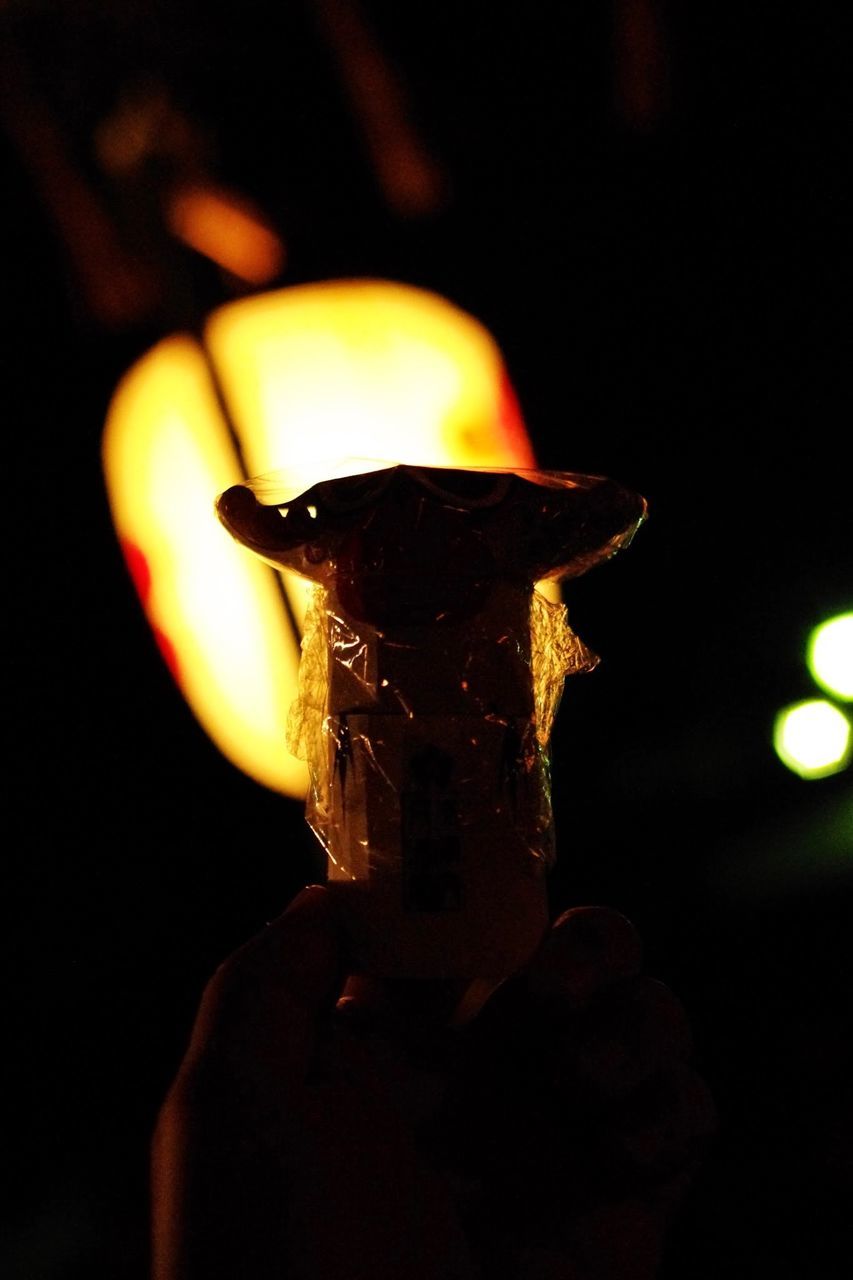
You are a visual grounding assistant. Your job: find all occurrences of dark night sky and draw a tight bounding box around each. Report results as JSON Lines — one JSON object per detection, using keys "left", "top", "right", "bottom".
{"left": 4, "top": 3, "right": 851, "bottom": 1277}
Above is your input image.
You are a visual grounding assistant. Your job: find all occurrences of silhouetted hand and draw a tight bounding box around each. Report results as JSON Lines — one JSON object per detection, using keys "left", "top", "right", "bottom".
{"left": 152, "top": 886, "right": 715, "bottom": 1280}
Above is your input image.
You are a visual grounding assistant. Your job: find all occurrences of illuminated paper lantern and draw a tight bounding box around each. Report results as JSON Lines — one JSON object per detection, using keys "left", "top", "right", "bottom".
{"left": 102, "top": 279, "right": 538, "bottom": 797}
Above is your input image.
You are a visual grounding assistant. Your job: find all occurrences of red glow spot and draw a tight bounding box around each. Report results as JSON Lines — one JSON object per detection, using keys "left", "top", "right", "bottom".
{"left": 152, "top": 625, "right": 183, "bottom": 688}
{"left": 121, "top": 538, "right": 151, "bottom": 604}
{"left": 497, "top": 368, "right": 536, "bottom": 464}
{"left": 121, "top": 539, "right": 182, "bottom": 687}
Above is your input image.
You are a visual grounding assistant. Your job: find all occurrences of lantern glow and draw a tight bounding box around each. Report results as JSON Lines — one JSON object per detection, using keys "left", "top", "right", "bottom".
{"left": 103, "top": 280, "right": 539, "bottom": 797}
{"left": 203, "top": 280, "right": 535, "bottom": 473}
{"left": 103, "top": 334, "right": 307, "bottom": 795}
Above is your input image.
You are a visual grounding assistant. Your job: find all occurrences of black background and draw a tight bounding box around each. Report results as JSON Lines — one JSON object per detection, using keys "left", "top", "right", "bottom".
{"left": 4, "top": 3, "right": 851, "bottom": 1276}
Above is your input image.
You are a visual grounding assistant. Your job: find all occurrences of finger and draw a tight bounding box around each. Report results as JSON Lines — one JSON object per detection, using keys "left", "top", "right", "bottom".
{"left": 527, "top": 1064, "right": 716, "bottom": 1232}
{"left": 543, "top": 1196, "right": 672, "bottom": 1280}
{"left": 183, "top": 884, "right": 344, "bottom": 1086}
{"left": 334, "top": 974, "right": 472, "bottom": 1043}
{"left": 526, "top": 906, "right": 644, "bottom": 1013}
{"left": 571, "top": 977, "right": 694, "bottom": 1099}
{"left": 606, "top": 1062, "right": 718, "bottom": 1185}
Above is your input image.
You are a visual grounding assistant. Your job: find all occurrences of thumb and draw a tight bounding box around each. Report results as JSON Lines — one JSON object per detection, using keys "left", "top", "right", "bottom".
{"left": 182, "top": 884, "right": 344, "bottom": 1087}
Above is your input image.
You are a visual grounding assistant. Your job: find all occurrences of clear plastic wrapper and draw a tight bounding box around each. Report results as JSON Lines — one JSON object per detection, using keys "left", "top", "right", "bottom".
{"left": 217, "top": 461, "right": 646, "bottom": 1006}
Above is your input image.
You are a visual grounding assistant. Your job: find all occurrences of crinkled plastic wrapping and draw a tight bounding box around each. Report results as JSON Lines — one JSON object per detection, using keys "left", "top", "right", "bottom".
{"left": 530, "top": 589, "right": 599, "bottom": 746}
{"left": 287, "top": 582, "right": 599, "bottom": 880}
{"left": 217, "top": 461, "right": 645, "bottom": 986}
{"left": 285, "top": 585, "right": 329, "bottom": 793}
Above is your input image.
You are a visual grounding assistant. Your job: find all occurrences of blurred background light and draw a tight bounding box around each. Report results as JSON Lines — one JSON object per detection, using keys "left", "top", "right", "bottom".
{"left": 807, "top": 612, "right": 853, "bottom": 701}
{"left": 166, "top": 183, "right": 286, "bottom": 286}
{"left": 102, "top": 279, "right": 538, "bottom": 798}
{"left": 773, "top": 698, "right": 852, "bottom": 780}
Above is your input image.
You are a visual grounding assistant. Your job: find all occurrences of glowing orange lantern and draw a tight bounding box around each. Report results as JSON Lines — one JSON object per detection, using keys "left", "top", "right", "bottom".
{"left": 102, "top": 279, "right": 538, "bottom": 797}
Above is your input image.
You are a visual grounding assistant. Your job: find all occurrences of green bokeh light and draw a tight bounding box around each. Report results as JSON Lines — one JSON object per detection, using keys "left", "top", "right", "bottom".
{"left": 774, "top": 699, "right": 852, "bottom": 779}
{"left": 807, "top": 612, "right": 853, "bottom": 701}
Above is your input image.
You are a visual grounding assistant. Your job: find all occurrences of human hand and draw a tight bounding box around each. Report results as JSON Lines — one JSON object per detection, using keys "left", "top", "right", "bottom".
{"left": 152, "top": 885, "right": 473, "bottom": 1280}
{"left": 436, "top": 905, "right": 717, "bottom": 1279}
{"left": 152, "top": 888, "right": 715, "bottom": 1280}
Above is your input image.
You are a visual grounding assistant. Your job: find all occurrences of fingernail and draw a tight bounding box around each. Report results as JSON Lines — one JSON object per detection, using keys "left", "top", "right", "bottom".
{"left": 280, "top": 884, "right": 328, "bottom": 921}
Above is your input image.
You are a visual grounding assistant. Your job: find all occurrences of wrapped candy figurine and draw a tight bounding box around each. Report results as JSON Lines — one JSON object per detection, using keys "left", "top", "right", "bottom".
{"left": 217, "top": 461, "right": 646, "bottom": 1020}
